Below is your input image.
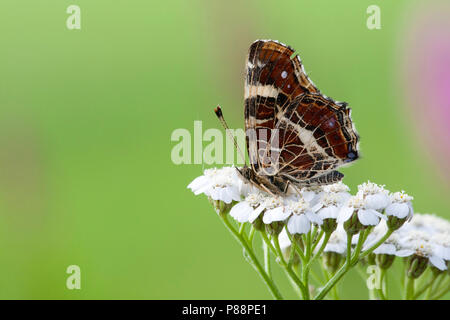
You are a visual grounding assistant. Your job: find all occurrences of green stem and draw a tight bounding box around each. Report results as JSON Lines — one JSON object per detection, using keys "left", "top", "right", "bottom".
{"left": 288, "top": 241, "right": 297, "bottom": 268}
{"left": 359, "top": 229, "right": 394, "bottom": 261}
{"left": 285, "top": 229, "right": 306, "bottom": 262}
{"left": 273, "top": 234, "right": 308, "bottom": 299}
{"left": 376, "top": 269, "right": 387, "bottom": 300}
{"left": 314, "top": 230, "right": 372, "bottom": 300}
{"left": 430, "top": 276, "right": 450, "bottom": 300}
{"left": 346, "top": 233, "right": 353, "bottom": 265}
{"left": 350, "top": 230, "right": 368, "bottom": 264}
{"left": 220, "top": 215, "right": 283, "bottom": 300}
{"left": 405, "top": 276, "right": 415, "bottom": 300}
{"left": 259, "top": 231, "right": 277, "bottom": 256}
{"left": 248, "top": 226, "right": 256, "bottom": 245}
{"left": 301, "top": 231, "right": 312, "bottom": 300}
{"left": 414, "top": 273, "right": 438, "bottom": 299}
{"left": 314, "top": 233, "right": 354, "bottom": 300}
{"left": 303, "top": 231, "right": 332, "bottom": 295}
{"left": 307, "top": 232, "right": 331, "bottom": 269}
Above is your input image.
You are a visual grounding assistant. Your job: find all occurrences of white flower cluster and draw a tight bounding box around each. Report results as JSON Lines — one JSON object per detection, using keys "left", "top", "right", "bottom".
{"left": 363, "top": 214, "right": 450, "bottom": 270}
{"left": 188, "top": 167, "right": 450, "bottom": 271}
{"left": 187, "top": 166, "right": 247, "bottom": 204}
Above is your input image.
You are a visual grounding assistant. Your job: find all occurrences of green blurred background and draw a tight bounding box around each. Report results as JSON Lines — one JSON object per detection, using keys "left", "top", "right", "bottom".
{"left": 0, "top": 0, "right": 449, "bottom": 299}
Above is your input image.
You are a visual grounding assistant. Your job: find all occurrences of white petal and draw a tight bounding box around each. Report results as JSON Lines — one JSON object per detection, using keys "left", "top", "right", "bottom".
{"left": 193, "top": 181, "right": 213, "bottom": 195}
{"left": 337, "top": 192, "right": 351, "bottom": 204}
{"left": 287, "top": 214, "right": 311, "bottom": 235}
{"left": 435, "top": 245, "right": 450, "bottom": 260}
{"left": 302, "top": 191, "right": 316, "bottom": 202}
{"left": 429, "top": 255, "right": 447, "bottom": 271}
{"left": 248, "top": 205, "right": 265, "bottom": 223}
{"left": 338, "top": 206, "right": 354, "bottom": 223}
{"left": 278, "top": 229, "right": 292, "bottom": 251}
{"left": 385, "top": 203, "right": 409, "bottom": 218}
{"left": 311, "top": 202, "right": 323, "bottom": 212}
{"left": 357, "top": 209, "right": 380, "bottom": 226}
{"left": 365, "top": 193, "right": 389, "bottom": 210}
{"left": 373, "top": 244, "right": 396, "bottom": 255}
{"left": 306, "top": 210, "right": 323, "bottom": 225}
{"left": 219, "top": 188, "right": 232, "bottom": 204}
{"left": 229, "top": 202, "right": 252, "bottom": 223}
{"left": 364, "top": 208, "right": 387, "bottom": 221}
{"left": 263, "top": 207, "right": 289, "bottom": 224}
{"left": 187, "top": 175, "right": 209, "bottom": 191}
{"left": 395, "top": 249, "right": 414, "bottom": 257}
{"left": 318, "top": 206, "right": 339, "bottom": 219}
{"left": 230, "top": 187, "right": 242, "bottom": 202}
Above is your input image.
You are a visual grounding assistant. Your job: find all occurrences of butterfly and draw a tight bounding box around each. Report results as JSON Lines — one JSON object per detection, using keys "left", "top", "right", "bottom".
{"left": 215, "top": 39, "right": 359, "bottom": 195}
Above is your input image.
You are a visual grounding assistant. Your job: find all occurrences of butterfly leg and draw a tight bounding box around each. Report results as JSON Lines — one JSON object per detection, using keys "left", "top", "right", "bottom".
{"left": 258, "top": 183, "right": 277, "bottom": 197}
{"left": 288, "top": 181, "right": 302, "bottom": 196}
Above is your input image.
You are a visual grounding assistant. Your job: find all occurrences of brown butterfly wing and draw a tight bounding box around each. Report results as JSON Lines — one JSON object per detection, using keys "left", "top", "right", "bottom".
{"left": 275, "top": 94, "right": 359, "bottom": 184}
{"left": 244, "top": 40, "right": 319, "bottom": 172}
{"left": 244, "top": 40, "right": 359, "bottom": 185}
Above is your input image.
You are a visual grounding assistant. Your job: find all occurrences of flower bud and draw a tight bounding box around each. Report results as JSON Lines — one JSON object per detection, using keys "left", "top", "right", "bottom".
{"left": 293, "top": 234, "right": 305, "bottom": 251}
{"left": 387, "top": 215, "right": 408, "bottom": 231}
{"left": 251, "top": 214, "right": 265, "bottom": 231}
{"left": 322, "top": 252, "right": 342, "bottom": 273}
{"left": 209, "top": 198, "right": 233, "bottom": 217}
{"left": 321, "top": 218, "right": 338, "bottom": 234}
{"left": 266, "top": 221, "right": 284, "bottom": 236}
{"left": 405, "top": 254, "right": 428, "bottom": 279}
{"left": 343, "top": 211, "right": 364, "bottom": 235}
{"left": 375, "top": 254, "right": 396, "bottom": 270}
{"left": 366, "top": 253, "right": 376, "bottom": 266}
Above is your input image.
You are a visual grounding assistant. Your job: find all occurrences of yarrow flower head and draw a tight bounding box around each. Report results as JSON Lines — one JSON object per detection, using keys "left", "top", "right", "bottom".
{"left": 357, "top": 181, "right": 390, "bottom": 210}
{"left": 408, "top": 213, "right": 450, "bottom": 235}
{"left": 284, "top": 197, "right": 322, "bottom": 235}
{"left": 338, "top": 191, "right": 387, "bottom": 234}
{"left": 323, "top": 227, "right": 348, "bottom": 255}
{"left": 315, "top": 192, "right": 342, "bottom": 233}
{"left": 229, "top": 192, "right": 265, "bottom": 223}
{"left": 299, "top": 185, "right": 324, "bottom": 207}
{"left": 432, "top": 233, "right": 450, "bottom": 266}
{"left": 385, "top": 191, "right": 414, "bottom": 230}
{"left": 322, "top": 181, "right": 352, "bottom": 204}
{"left": 187, "top": 167, "right": 244, "bottom": 204}
{"left": 397, "top": 229, "right": 447, "bottom": 277}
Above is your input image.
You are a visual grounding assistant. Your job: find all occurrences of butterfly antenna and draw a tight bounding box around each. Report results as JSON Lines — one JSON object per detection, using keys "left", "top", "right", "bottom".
{"left": 214, "top": 105, "right": 247, "bottom": 165}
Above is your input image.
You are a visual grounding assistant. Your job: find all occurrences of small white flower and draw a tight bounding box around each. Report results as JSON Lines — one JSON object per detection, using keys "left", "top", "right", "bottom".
{"left": 278, "top": 228, "right": 292, "bottom": 252}
{"left": 262, "top": 196, "right": 290, "bottom": 224}
{"left": 338, "top": 192, "right": 387, "bottom": 226}
{"left": 187, "top": 167, "right": 247, "bottom": 204}
{"left": 431, "top": 233, "right": 450, "bottom": 261}
{"left": 229, "top": 192, "right": 265, "bottom": 223}
{"left": 322, "top": 181, "right": 352, "bottom": 204}
{"left": 363, "top": 226, "right": 403, "bottom": 255}
{"left": 397, "top": 230, "right": 447, "bottom": 270}
{"left": 323, "top": 227, "right": 348, "bottom": 254}
{"left": 316, "top": 193, "right": 342, "bottom": 221}
{"left": 409, "top": 213, "right": 450, "bottom": 235}
{"left": 283, "top": 197, "right": 322, "bottom": 235}
{"left": 357, "top": 181, "right": 390, "bottom": 210}
{"left": 299, "top": 186, "right": 324, "bottom": 207}
{"left": 385, "top": 191, "right": 414, "bottom": 220}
